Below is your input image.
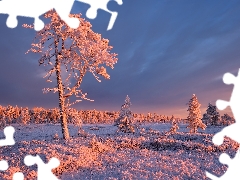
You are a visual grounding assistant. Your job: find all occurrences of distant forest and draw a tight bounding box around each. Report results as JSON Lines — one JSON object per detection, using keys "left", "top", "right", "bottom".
{"left": 0, "top": 104, "right": 234, "bottom": 127}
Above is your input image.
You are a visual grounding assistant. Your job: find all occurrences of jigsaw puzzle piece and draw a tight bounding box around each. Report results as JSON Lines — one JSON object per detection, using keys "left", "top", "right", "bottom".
{"left": 13, "top": 172, "right": 24, "bottom": 180}
{"left": 222, "top": 72, "right": 236, "bottom": 85}
{"left": 0, "top": 160, "right": 8, "bottom": 171}
{"left": 6, "top": 16, "right": 18, "bottom": 29}
{"left": 206, "top": 150, "right": 240, "bottom": 180}
{"left": 24, "top": 155, "right": 60, "bottom": 180}
{"left": 216, "top": 100, "right": 229, "bottom": 111}
{"left": 207, "top": 156, "right": 239, "bottom": 180}
{"left": 206, "top": 171, "right": 221, "bottom": 180}
{"left": 212, "top": 123, "right": 240, "bottom": 146}
{"left": 215, "top": 72, "right": 236, "bottom": 111}
{"left": 107, "top": 0, "right": 123, "bottom": 30}
{"left": 212, "top": 132, "right": 225, "bottom": 146}
{"left": 0, "top": 0, "right": 79, "bottom": 31}
{"left": 76, "top": 0, "right": 123, "bottom": 30}
{"left": 0, "top": 126, "right": 15, "bottom": 147}
{"left": 219, "top": 152, "right": 232, "bottom": 165}
{"left": 0, "top": 126, "right": 16, "bottom": 175}
{"left": 216, "top": 69, "right": 240, "bottom": 121}
{"left": 54, "top": 0, "right": 80, "bottom": 29}
{"left": 209, "top": 69, "right": 240, "bottom": 179}
{"left": 0, "top": 0, "right": 17, "bottom": 28}
{"left": 0, "top": 0, "right": 45, "bottom": 30}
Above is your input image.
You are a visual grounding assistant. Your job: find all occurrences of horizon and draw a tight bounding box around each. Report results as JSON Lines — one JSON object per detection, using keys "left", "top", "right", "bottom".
{"left": 0, "top": 100, "right": 233, "bottom": 119}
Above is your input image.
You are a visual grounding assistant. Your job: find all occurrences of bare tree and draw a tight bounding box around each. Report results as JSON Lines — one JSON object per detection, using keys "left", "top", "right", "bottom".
{"left": 24, "top": 10, "right": 118, "bottom": 139}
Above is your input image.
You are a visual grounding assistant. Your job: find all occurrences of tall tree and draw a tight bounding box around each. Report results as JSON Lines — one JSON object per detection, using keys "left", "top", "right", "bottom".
{"left": 186, "top": 94, "right": 206, "bottom": 133}
{"left": 24, "top": 10, "right": 118, "bottom": 139}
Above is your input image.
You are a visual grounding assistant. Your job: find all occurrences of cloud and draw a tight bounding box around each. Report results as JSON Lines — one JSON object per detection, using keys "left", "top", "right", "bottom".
{"left": 0, "top": 0, "right": 240, "bottom": 118}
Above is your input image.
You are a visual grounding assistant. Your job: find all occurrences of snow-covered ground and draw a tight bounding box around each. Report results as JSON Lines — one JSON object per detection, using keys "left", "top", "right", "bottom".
{"left": 0, "top": 123, "right": 238, "bottom": 179}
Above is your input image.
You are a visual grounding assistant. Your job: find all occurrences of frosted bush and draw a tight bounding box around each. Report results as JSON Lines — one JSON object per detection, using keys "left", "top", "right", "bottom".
{"left": 116, "top": 95, "right": 135, "bottom": 133}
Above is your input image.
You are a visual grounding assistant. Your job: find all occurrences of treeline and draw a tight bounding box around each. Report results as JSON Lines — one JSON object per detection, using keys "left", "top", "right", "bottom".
{"left": 0, "top": 104, "right": 182, "bottom": 127}
{"left": 0, "top": 104, "right": 234, "bottom": 128}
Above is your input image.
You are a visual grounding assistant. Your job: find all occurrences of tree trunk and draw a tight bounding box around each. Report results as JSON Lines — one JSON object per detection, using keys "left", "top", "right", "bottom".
{"left": 55, "top": 38, "right": 70, "bottom": 140}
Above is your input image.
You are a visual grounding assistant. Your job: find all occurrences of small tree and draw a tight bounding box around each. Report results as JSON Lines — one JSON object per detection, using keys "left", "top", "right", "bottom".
{"left": 186, "top": 94, "right": 206, "bottom": 133}
{"left": 221, "top": 113, "right": 235, "bottom": 126}
{"left": 168, "top": 115, "right": 179, "bottom": 134}
{"left": 115, "top": 95, "right": 135, "bottom": 133}
{"left": 202, "top": 113, "right": 211, "bottom": 126}
{"left": 203, "top": 103, "right": 221, "bottom": 126}
{"left": 25, "top": 10, "right": 118, "bottom": 139}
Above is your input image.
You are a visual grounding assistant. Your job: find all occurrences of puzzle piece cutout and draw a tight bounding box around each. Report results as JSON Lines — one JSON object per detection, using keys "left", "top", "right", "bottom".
{"left": 0, "top": 160, "right": 8, "bottom": 171}
{"left": 213, "top": 69, "right": 240, "bottom": 145}
{"left": 206, "top": 69, "right": 240, "bottom": 179}
{"left": 0, "top": 0, "right": 123, "bottom": 31}
{"left": 216, "top": 70, "right": 240, "bottom": 120}
{"left": 206, "top": 150, "right": 240, "bottom": 179}
{"left": 0, "top": 126, "right": 60, "bottom": 179}
{"left": 0, "top": 0, "right": 79, "bottom": 31}
{"left": 0, "top": 126, "right": 15, "bottom": 147}
{"left": 24, "top": 155, "right": 60, "bottom": 180}
{"left": 75, "top": 0, "right": 123, "bottom": 30}
{"left": 0, "top": 126, "right": 15, "bottom": 173}
{"left": 212, "top": 123, "right": 240, "bottom": 146}
{"left": 13, "top": 172, "right": 24, "bottom": 180}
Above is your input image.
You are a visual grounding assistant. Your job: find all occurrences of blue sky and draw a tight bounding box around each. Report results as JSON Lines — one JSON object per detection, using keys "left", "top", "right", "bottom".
{"left": 0, "top": 0, "right": 240, "bottom": 118}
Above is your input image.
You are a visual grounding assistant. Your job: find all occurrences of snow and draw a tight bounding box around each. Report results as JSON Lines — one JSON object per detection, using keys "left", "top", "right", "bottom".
{"left": 0, "top": 123, "right": 238, "bottom": 179}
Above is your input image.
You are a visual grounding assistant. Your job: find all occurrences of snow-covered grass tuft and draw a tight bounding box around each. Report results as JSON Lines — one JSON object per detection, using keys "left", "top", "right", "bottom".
{"left": 0, "top": 123, "right": 238, "bottom": 179}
